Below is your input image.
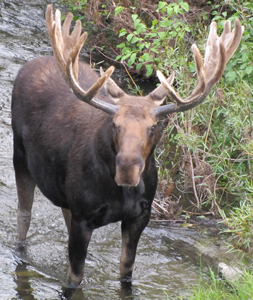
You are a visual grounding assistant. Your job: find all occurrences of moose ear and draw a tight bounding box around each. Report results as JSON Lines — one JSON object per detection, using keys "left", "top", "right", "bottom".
{"left": 153, "top": 98, "right": 166, "bottom": 107}
{"left": 147, "top": 71, "right": 175, "bottom": 107}
{"left": 100, "top": 67, "right": 126, "bottom": 104}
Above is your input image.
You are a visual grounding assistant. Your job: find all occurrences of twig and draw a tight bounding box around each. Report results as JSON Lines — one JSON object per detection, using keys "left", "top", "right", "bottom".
{"left": 205, "top": 94, "right": 217, "bottom": 145}
{"left": 189, "top": 154, "right": 200, "bottom": 208}
{"left": 95, "top": 46, "right": 124, "bottom": 65}
{"left": 182, "top": 210, "right": 215, "bottom": 216}
{"left": 151, "top": 219, "right": 189, "bottom": 223}
{"left": 95, "top": 46, "right": 143, "bottom": 96}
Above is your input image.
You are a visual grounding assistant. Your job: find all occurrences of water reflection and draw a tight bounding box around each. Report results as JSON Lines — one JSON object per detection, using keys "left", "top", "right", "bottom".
{"left": 118, "top": 281, "right": 136, "bottom": 300}
{"left": 14, "top": 259, "right": 137, "bottom": 300}
{"left": 60, "top": 278, "right": 139, "bottom": 300}
{"left": 15, "top": 262, "right": 36, "bottom": 300}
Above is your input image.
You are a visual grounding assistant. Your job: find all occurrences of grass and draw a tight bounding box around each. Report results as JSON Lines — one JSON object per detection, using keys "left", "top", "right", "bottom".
{"left": 178, "top": 268, "right": 253, "bottom": 300}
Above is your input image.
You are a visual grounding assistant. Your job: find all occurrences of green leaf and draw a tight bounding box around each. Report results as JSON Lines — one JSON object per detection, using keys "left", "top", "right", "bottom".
{"left": 171, "top": 31, "right": 177, "bottom": 37}
{"left": 117, "top": 43, "right": 125, "bottom": 48}
{"left": 138, "top": 43, "right": 145, "bottom": 51}
{"left": 131, "top": 36, "right": 139, "bottom": 43}
{"left": 121, "top": 52, "right": 132, "bottom": 61}
{"left": 174, "top": 4, "right": 179, "bottom": 14}
{"left": 226, "top": 70, "right": 237, "bottom": 81}
{"left": 127, "top": 33, "right": 134, "bottom": 42}
{"left": 152, "top": 19, "right": 158, "bottom": 27}
{"left": 128, "top": 53, "right": 137, "bottom": 67}
{"left": 151, "top": 47, "right": 159, "bottom": 54}
{"left": 241, "top": 52, "right": 249, "bottom": 62}
{"left": 145, "top": 64, "right": 153, "bottom": 77}
{"left": 132, "top": 14, "right": 138, "bottom": 21}
{"left": 145, "top": 42, "right": 150, "bottom": 49}
{"left": 166, "top": 7, "right": 173, "bottom": 17}
{"left": 135, "top": 23, "right": 146, "bottom": 34}
{"left": 245, "top": 65, "right": 253, "bottom": 75}
{"left": 119, "top": 29, "right": 127, "bottom": 37}
{"left": 240, "top": 62, "right": 248, "bottom": 70}
{"left": 134, "top": 18, "right": 141, "bottom": 28}
{"left": 115, "top": 55, "right": 122, "bottom": 61}
{"left": 114, "top": 6, "right": 124, "bottom": 16}
{"left": 159, "top": 20, "right": 171, "bottom": 27}
{"left": 158, "top": 31, "right": 166, "bottom": 40}
{"left": 136, "top": 63, "right": 143, "bottom": 70}
{"left": 122, "top": 47, "right": 131, "bottom": 55}
{"left": 142, "top": 53, "right": 151, "bottom": 62}
{"left": 158, "top": 1, "right": 167, "bottom": 10}
{"left": 180, "top": 2, "right": 189, "bottom": 12}
{"left": 147, "top": 32, "right": 158, "bottom": 39}
{"left": 185, "top": 26, "right": 191, "bottom": 32}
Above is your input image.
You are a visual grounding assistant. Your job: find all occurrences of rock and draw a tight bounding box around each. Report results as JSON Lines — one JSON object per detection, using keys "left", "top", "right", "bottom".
{"left": 218, "top": 262, "right": 243, "bottom": 282}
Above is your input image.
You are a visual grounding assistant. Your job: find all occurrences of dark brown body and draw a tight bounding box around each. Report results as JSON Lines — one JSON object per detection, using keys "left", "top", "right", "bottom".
{"left": 12, "top": 56, "right": 159, "bottom": 285}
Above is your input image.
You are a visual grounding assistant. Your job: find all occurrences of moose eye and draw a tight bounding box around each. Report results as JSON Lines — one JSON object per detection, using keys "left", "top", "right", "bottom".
{"left": 148, "top": 124, "right": 157, "bottom": 137}
{"left": 112, "top": 122, "right": 120, "bottom": 135}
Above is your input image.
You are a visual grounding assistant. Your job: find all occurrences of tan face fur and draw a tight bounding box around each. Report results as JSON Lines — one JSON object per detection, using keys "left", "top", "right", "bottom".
{"left": 112, "top": 104, "right": 160, "bottom": 187}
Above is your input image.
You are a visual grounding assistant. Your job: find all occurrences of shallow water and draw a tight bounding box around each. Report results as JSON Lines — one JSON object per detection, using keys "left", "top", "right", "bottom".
{"left": 0, "top": 1, "right": 244, "bottom": 299}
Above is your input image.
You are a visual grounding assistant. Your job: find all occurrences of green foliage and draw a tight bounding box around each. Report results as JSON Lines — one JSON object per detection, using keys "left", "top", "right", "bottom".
{"left": 59, "top": 0, "right": 91, "bottom": 28}
{"left": 114, "top": 6, "right": 124, "bottom": 17}
{"left": 60, "top": 0, "right": 88, "bottom": 18}
{"left": 115, "top": 1, "right": 190, "bottom": 76}
{"left": 167, "top": 77, "right": 253, "bottom": 244}
{"left": 220, "top": 197, "right": 253, "bottom": 252}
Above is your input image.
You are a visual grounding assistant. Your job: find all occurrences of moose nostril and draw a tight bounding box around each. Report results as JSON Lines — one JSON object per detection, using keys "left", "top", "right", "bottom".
{"left": 115, "top": 154, "right": 144, "bottom": 187}
{"left": 116, "top": 153, "right": 144, "bottom": 168}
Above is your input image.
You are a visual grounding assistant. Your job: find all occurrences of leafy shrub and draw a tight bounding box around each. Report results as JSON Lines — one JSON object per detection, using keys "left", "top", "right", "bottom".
{"left": 115, "top": 1, "right": 190, "bottom": 77}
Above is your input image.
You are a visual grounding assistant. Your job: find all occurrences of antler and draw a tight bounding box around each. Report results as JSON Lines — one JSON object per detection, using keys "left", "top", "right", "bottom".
{"left": 153, "top": 19, "right": 244, "bottom": 118}
{"left": 46, "top": 5, "right": 119, "bottom": 115}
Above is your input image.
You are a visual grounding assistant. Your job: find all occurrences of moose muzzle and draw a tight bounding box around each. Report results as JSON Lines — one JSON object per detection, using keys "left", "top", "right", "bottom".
{"left": 115, "top": 153, "right": 144, "bottom": 187}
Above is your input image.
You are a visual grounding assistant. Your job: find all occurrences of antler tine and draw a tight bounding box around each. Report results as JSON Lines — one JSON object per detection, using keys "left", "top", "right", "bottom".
{"left": 61, "top": 12, "right": 74, "bottom": 40}
{"left": 46, "top": 5, "right": 119, "bottom": 115}
{"left": 156, "top": 44, "right": 206, "bottom": 105}
{"left": 46, "top": 5, "right": 87, "bottom": 83}
{"left": 153, "top": 19, "right": 243, "bottom": 118}
{"left": 46, "top": 6, "right": 64, "bottom": 72}
{"left": 221, "top": 19, "right": 244, "bottom": 64}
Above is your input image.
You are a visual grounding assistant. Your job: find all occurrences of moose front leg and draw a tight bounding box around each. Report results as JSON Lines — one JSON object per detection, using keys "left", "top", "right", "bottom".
{"left": 120, "top": 211, "right": 150, "bottom": 280}
{"left": 67, "top": 218, "right": 93, "bottom": 286}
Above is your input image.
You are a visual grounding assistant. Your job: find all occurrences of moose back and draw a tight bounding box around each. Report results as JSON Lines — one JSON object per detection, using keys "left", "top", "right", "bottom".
{"left": 11, "top": 5, "right": 243, "bottom": 286}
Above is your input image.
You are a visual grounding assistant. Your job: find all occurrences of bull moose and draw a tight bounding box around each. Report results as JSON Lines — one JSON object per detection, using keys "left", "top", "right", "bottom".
{"left": 11, "top": 4, "right": 243, "bottom": 287}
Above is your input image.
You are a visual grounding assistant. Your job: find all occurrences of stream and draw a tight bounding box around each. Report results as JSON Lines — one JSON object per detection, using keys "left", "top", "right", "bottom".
{"left": 0, "top": 1, "right": 245, "bottom": 299}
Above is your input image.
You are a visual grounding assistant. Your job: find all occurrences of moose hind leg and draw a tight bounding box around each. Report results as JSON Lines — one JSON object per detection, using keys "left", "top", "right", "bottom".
{"left": 61, "top": 208, "right": 72, "bottom": 234}
{"left": 13, "top": 146, "right": 35, "bottom": 249}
